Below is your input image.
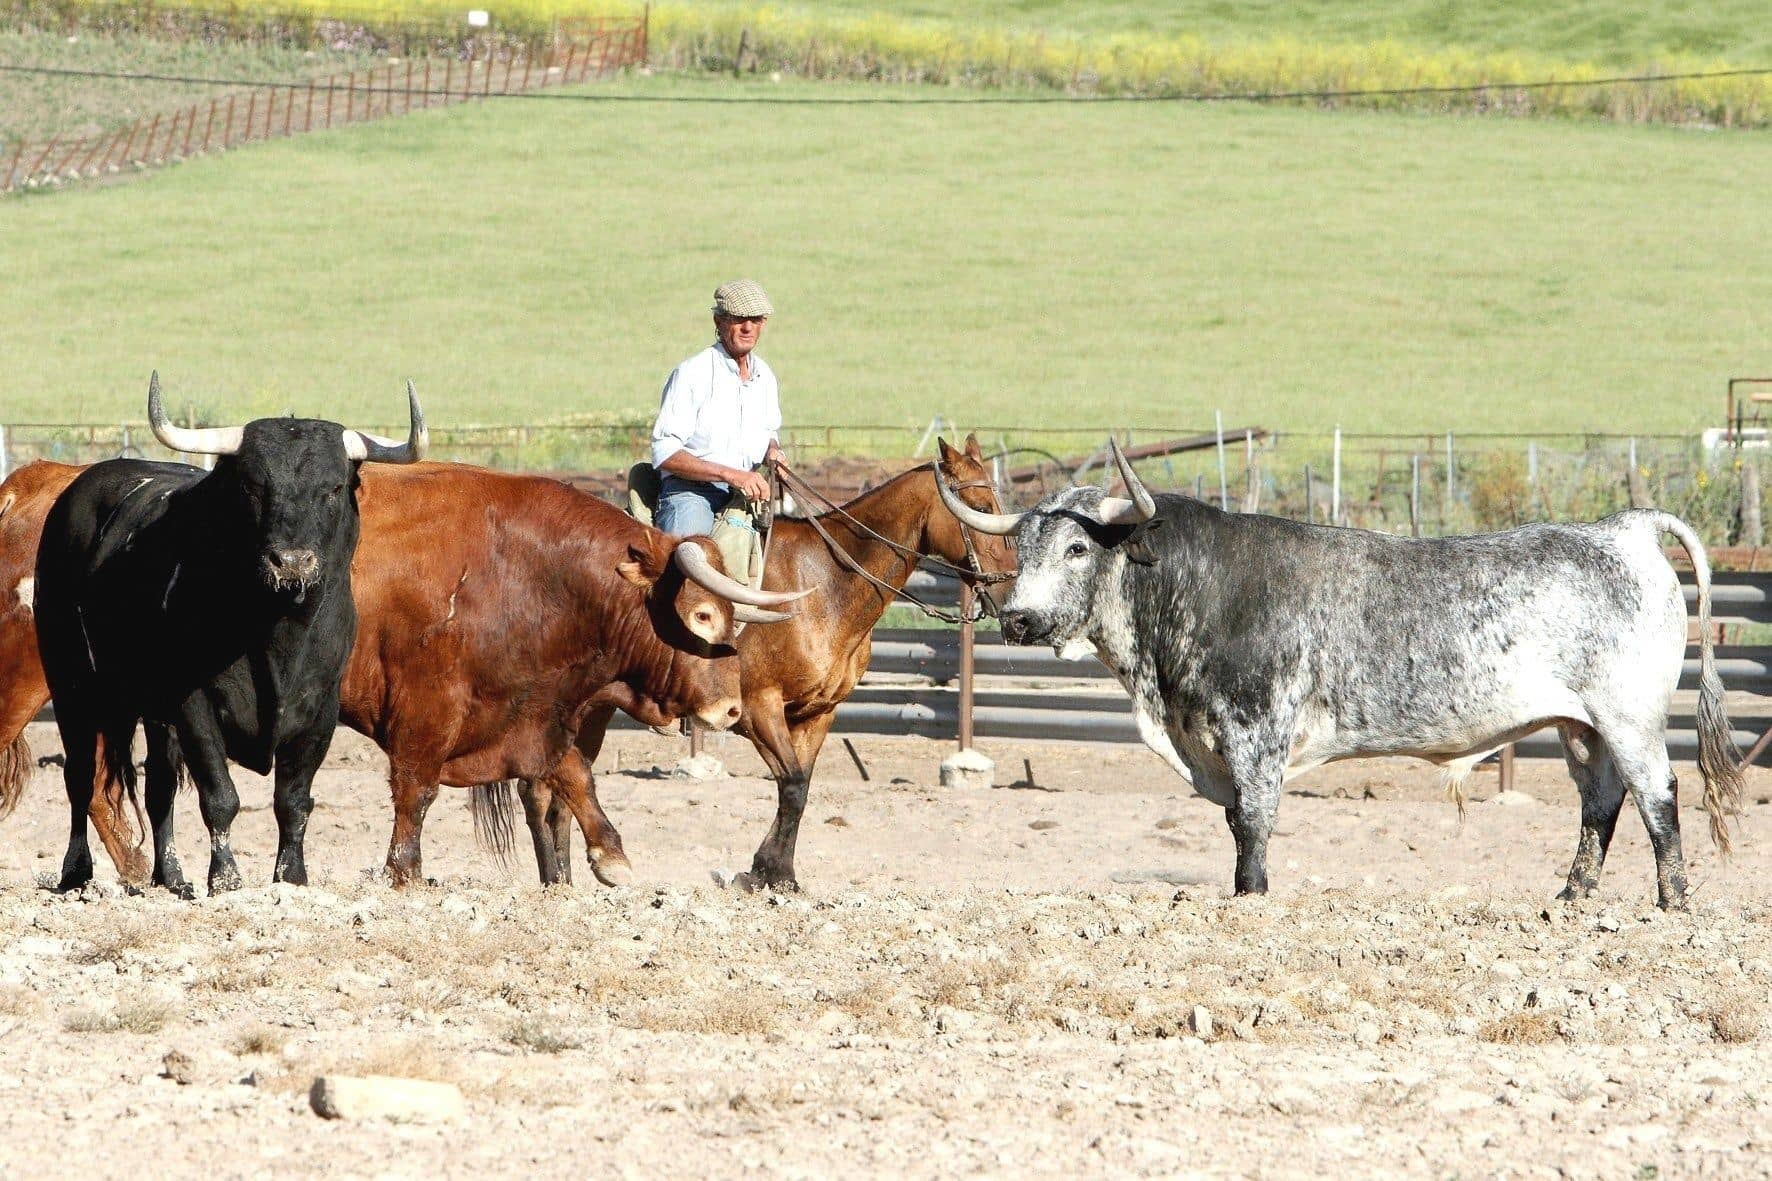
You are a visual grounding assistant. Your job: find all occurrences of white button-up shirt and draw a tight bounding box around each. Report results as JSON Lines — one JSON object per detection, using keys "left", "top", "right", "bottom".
{"left": 650, "top": 343, "right": 781, "bottom": 478}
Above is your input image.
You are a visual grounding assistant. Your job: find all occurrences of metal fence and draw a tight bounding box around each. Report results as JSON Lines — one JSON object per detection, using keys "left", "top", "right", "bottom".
{"left": 1, "top": 16, "right": 646, "bottom": 192}
{"left": 627, "top": 569, "right": 1772, "bottom": 771}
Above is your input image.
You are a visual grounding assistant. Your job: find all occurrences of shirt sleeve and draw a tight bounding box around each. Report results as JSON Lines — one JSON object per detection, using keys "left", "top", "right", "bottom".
{"left": 763, "top": 366, "right": 782, "bottom": 443}
{"left": 651, "top": 364, "right": 699, "bottom": 468}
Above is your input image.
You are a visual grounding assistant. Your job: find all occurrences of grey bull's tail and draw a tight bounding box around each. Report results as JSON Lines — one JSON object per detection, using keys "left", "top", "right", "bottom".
{"left": 0, "top": 731, "right": 31, "bottom": 822}
{"left": 1653, "top": 512, "right": 1746, "bottom": 853}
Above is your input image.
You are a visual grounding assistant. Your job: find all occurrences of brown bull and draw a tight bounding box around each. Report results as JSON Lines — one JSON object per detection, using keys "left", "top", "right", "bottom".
{"left": 516, "top": 435, "right": 1018, "bottom": 891}
{"left": 0, "top": 460, "right": 797, "bottom": 888}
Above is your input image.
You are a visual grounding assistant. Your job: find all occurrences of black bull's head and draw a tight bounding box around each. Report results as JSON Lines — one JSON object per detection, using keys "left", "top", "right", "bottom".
{"left": 146, "top": 371, "right": 427, "bottom": 599}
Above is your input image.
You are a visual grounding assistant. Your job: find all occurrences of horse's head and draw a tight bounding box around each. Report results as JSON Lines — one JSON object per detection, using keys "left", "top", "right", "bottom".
{"left": 928, "top": 435, "right": 1018, "bottom": 587}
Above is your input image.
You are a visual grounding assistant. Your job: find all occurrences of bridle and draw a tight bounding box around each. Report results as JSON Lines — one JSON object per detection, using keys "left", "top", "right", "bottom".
{"left": 773, "top": 463, "right": 1015, "bottom": 625}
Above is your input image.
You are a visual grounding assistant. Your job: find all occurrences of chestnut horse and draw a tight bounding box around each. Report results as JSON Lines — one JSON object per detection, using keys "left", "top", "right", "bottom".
{"left": 510, "top": 435, "right": 1018, "bottom": 891}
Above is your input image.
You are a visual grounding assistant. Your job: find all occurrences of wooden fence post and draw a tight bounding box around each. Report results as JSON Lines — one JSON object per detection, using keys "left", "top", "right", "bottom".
{"left": 182, "top": 102, "right": 198, "bottom": 156}
{"left": 1742, "top": 460, "right": 1763, "bottom": 546}
{"left": 344, "top": 72, "right": 355, "bottom": 123}
{"left": 26, "top": 134, "right": 62, "bottom": 183}
{"left": 242, "top": 94, "right": 256, "bottom": 143}
{"left": 422, "top": 58, "right": 432, "bottom": 107}
{"left": 405, "top": 59, "right": 414, "bottom": 113}
{"left": 442, "top": 57, "right": 453, "bottom": 106}
{"left": 202, "top": 97, "right": 218, "bottom": 152}
{"left": 958, "top": 583, "right": 976, "bottom": 751}
{"left": 74, "top": 133, "right": 109, "bottom": 176}
{"left": 224, "top": 94, "right": 237, "bottom": 148}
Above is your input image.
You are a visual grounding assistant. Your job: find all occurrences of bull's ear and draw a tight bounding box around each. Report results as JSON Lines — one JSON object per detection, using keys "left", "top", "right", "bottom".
{"left": 0, "top": 492, "right": 13, "bottom": 521}
{"left": 936, "top": 437, "right": 960, "bottom": 465}
{"left": 1121, "top": 519, "right": 1165, "bottom": 566}
{"left": 963, "top": 433, "right": 983, "bottom": 460}
{"left": 618, "top": 537, "right": 671, "bottom": 589}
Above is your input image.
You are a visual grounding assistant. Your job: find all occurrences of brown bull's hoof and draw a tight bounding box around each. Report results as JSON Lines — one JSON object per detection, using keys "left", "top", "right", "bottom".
{"left": 589, "top": 849, "right": 633, "bottom": 888}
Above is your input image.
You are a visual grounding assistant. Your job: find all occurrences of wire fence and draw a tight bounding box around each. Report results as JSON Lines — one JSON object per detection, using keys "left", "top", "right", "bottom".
{"left": 1, "top": 418, "right": 1761, "bottom": 547}
{"left": 0, "top": 14, "right": 645, "bottom": 191}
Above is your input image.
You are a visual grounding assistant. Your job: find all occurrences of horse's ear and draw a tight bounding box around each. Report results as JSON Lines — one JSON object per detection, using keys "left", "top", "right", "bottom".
{"left": 936, "top": 437, "right": 960, "bottom": 464}
{"left": 963, "top": 433, "right": 983, "bottom": 460}
{"left": 618, "top": 537, "right": 671, "bottom": 589}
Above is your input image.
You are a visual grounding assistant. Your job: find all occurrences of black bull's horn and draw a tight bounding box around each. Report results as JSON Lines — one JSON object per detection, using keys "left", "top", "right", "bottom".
{"left": 146, "top": 372, "right": 428, "bottom": 465}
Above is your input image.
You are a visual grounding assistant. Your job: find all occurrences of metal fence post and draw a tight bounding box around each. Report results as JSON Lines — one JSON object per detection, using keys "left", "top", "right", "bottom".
{"left": 1498, "top": 743, "right": 1516, "bottom": 793}
{"left": 1214, "top": 410, "right": 1228, "bottom": 508}
{"left": 1331, "top": 427, "right": 1342, "bottom": 526}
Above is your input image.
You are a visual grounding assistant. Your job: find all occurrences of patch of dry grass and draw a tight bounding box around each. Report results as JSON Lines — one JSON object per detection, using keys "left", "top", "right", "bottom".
{"left": 1478, "top": 1011, "right": 1563, "bottom": 1046}
{"left": 634, "top": 991, "right": 785, "bottom": 1037}
{"left": 1707, "top": 995, "right": 1762, "bottom": 1044}
{"left": 232, "top": 1025, "right": 286, "bottom": 1055}
{"left": 62, "top": 998, "right": 175, "bottom": 1035}
{"left": 504, "top": 1017, "right": 582, "bottom": 1054}
{"left": 69, "top": 917, "right": 161, "bottom": 966}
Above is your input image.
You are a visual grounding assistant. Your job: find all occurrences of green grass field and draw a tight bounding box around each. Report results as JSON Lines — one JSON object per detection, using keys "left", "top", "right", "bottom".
{"left": 6, "top": 72, "right": 1771, "bottom": 436}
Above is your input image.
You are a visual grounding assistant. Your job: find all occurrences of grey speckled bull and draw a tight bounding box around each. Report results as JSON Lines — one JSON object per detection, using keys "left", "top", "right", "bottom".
{"left": 939, "top": 442, "right": 1745, "bottom": 910}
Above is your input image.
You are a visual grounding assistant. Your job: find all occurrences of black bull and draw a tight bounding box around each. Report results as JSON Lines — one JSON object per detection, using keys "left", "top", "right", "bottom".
{"left": 36, "top": 390, "right": 421, "bottom": 896}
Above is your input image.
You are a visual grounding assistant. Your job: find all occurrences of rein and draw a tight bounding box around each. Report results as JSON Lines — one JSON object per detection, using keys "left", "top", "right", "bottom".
{"left": 773, "top": 463, "right": 1012, "bottom": 625}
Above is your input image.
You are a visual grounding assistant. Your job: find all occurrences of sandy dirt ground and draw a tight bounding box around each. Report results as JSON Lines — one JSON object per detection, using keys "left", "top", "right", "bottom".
{"left": 1, "top": 720, "right": 1769, "bottom": 1179}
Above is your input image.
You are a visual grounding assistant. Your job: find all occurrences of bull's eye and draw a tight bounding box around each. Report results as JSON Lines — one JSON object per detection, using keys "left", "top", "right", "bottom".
{"left": 1065, "top": 541, "right": 1088, "bottom": 559}
{"left": 695, "top": 610, "right": 713, "bottom": 626}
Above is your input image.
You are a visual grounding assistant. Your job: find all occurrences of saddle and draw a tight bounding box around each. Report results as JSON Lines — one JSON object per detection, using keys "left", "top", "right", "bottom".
{"left": 626, "top": 462, "right": 767, "bottom": 588}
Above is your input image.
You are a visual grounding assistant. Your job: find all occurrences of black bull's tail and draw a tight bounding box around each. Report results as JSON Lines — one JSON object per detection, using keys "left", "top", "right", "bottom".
{"left": 468, "top": 781, "right": 518, "bottom": 867}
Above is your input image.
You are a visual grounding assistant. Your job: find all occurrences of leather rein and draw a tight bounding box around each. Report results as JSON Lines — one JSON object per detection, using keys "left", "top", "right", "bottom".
{"left": 772, "top": 463, "right": 1014, "bottom": 625}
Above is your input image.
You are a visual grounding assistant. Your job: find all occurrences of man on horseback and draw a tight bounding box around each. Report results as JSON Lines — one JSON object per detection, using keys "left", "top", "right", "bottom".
{"left": 651, "top": 279, "right": 785, "bottom": 536}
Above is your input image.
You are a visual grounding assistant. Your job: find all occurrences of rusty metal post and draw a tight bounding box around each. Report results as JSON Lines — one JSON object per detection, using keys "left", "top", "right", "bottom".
{"left": 958, "top": 582, "right": 976, "bottom": 751}
{"left": 344, "top": 72, "right": 355, "bottom": 123}
{"left": 405, "top": 58, "right": 414, "bottom": 113}
{"left": 181, "top": 103, "right": 198, "bottom": 156}
{"left": 73, "top": 133, "right": 108, "bottom": 177}
{"left": 442, "top": 57, "right": 452, "bottom": 107}
{"left": 688, "top": 721, "right": 702, "bottom": 759}
{"left": 1498, "top": 743, "right": 1516, "bottom": 794}
{"left": 241, "top": 95, "right": 255, "bottom": 143}
{"left": 641, "top": 4, "right": 650, "bottom": 65}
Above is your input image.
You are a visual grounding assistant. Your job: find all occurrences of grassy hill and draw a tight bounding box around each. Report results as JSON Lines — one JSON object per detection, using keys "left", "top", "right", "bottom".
{"left": 5, "top": 72, "right": 1770, "bottom": 437}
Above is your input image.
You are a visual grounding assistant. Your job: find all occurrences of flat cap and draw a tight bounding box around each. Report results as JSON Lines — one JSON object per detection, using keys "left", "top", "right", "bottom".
{"left": 712, "top": 279, "right": 773, "bottom": 318}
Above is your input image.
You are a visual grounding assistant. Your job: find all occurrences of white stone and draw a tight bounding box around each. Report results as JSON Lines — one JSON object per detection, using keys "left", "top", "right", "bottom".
{"left": 1489, "top": 790, "right": 1539, "bottom": 807}
{"left": 1189, "top": 1005, "right": 1214, "bottom": 1039}
{"left": 672, "top": 753, "right": 726, "bottom": 781}
{"left": 941, "top": 748, "right": 995, "bottom": 790}
{"left": 309, "top": 1075, "right": 464, "bottom": 1122}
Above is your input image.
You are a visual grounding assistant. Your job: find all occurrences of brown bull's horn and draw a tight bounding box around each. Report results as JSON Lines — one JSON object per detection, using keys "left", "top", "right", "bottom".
{"left": 733, "top": 604, "right": 794, "bottom": 625}
{"left": 147, "top": 371, "right": 245, "bottom": 456}
{"left": 1100, "top": 438, "right": 1156, "bottom": 524}
{"left": 673, "top": 541, "right": 812, "bottom": 609}
{"left": 935, "top": 468, "right": 1025, "bottom": 536}
{"left": 342, "top": 380, "right": 428, "bottom": 464}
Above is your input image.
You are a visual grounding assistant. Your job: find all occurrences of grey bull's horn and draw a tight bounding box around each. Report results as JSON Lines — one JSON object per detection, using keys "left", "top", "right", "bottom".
{"left": 1096, "top": 437, "right": 1156, "bottom": 524}
{"left": 935, "top": 468, "right": 1025, "bottom": 536}
{"left": 343, "top": 380, "right": 428, "bottom": 464}
{"left": 672, "top": 541, "right": 811, "bottom": 611}
{"left": 147, "top": 370, "right": 245, "bottom": 456}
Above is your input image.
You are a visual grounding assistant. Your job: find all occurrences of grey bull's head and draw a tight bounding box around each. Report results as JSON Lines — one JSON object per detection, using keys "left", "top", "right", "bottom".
{"left": 936, "top": 439, "right": 1157, "bottom": 654}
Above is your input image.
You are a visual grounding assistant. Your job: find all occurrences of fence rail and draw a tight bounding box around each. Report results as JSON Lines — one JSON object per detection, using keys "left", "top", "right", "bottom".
{"left": 1, "top": 17, "right": 645, "bottom": 193}
{"left": 663, "top": 569, "right": 1772, "bottom": 768}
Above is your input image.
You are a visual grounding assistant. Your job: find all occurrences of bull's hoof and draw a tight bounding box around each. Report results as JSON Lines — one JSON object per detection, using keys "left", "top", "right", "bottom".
{"left": 208, "top": 864, "right": 243, "bottom": 895}
{"left": 1657, "top": 893, "right": 1690, "bottom": 913}
{"left": 589, "top": 850, "right": 633, "bottom": 888}
{"left": 736, "top": 871, "right": 799, "bottom": 894}
{"left": 52, "top": 871, "right": 92, "bottom": 894}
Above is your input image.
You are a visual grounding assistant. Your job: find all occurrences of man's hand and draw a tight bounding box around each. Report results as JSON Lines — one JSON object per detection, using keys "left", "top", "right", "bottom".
{"left": 765, "top": 441, "right": 787, "bottom": 471}
{"left": 728, "top": 467, "right": 772, "bottom": 502}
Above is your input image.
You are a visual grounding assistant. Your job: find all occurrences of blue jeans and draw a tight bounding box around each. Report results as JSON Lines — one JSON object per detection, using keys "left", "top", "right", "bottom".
{"left": 657, "top": 476, "right": 730, "bottom": 537}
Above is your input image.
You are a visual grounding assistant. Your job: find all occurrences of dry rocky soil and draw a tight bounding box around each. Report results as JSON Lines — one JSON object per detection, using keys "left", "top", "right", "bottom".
{"left": 1, "top": 721, "right": 1769, "bottom": 1179}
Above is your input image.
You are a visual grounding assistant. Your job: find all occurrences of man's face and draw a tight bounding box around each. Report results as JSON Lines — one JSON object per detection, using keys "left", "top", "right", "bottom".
{"left": 716, "top": 313, "right": 766, "bottom": 358}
